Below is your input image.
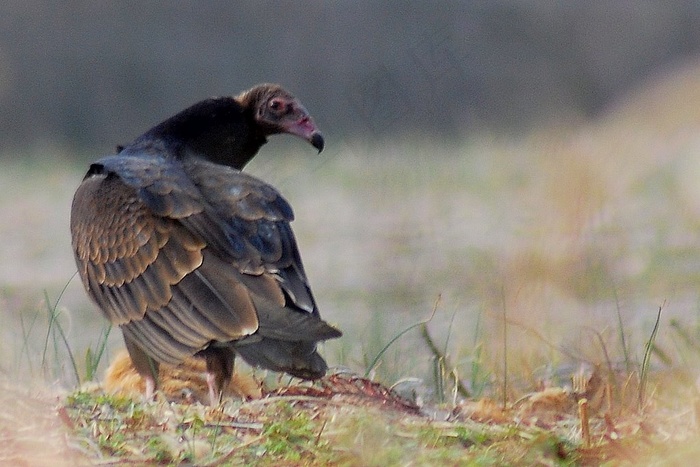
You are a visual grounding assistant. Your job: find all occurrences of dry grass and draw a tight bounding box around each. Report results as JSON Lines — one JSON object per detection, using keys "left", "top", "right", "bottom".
{"left": 55, "top": 365, "right": 700, "bottom": 465}
{"left": 3, "top": 365, "right": 699, "bottom": 465}
{"left": 2, "top": 59, "right": 700, "bottom": 464}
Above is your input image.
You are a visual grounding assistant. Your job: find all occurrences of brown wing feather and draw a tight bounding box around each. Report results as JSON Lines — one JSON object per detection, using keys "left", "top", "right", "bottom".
{"left": 71, "top": 168, "right": 260, "bottom": 364}
{"left": 184, "top": 161, "right": 341, "bottom": 342}
{"left": 71, "top": 154, "right": 339, "bottom": 372}
{"left": 183, "top": 160, "right": 319, "bottom": 313}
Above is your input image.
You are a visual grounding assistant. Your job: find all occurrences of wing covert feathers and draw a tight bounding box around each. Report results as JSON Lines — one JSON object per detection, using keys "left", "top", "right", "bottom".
{"left": 71, "top": 154, "right": 339, "bottom": 370}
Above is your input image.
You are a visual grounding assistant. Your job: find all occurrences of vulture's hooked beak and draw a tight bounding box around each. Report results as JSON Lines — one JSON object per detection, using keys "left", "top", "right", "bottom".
{"left": 285, "top": 104, "right": 324, "bottom": 153}
{"left": 310, "top": 132, "right": 325, "bottom": 153}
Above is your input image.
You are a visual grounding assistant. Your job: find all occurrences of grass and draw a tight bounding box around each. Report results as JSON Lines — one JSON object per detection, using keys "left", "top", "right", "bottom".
{"left": 55, "top": 371, "right": 700, "bottom": 465}
{"left": 638, "top": 304, "right": 663, "bottom": 410}
{"left": 3, "top": 60, "right": 700, "bottom": 464}
{"left": 61, "top": 384, "right": 585, "bottom": 465}
{"left": 364, "top": 294, "right": 440, "bottom": 379}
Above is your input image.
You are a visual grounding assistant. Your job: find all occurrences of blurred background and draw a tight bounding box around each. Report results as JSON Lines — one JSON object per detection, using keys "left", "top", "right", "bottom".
{"left": 3, "top": 1, "right": 700, "bottom": 397}
{"left": 1, "top": 1, "right": 699, "bottom": 153}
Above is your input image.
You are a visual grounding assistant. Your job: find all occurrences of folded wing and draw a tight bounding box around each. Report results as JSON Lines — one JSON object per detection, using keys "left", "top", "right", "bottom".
{"left": 71, "top": 154, "right": 340, "bottom": 371}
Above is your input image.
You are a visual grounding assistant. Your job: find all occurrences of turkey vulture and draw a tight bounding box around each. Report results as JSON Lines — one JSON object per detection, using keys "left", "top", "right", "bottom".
{"left": 71, "top": 84, "right": 341, "bottom": 404}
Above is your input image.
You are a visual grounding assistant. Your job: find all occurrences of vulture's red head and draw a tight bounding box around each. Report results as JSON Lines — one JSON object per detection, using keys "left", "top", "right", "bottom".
{"left": 239, "top": 84, "right": 325, "bottom": 153}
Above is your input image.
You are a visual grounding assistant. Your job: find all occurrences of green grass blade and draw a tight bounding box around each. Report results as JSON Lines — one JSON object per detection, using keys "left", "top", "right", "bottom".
{"left": 19, "top": 308, "right": 41, "bottom": 375}
{"left": 364, "top": 295, "right": 440, "bottom": 378}
{"left": 613, "top": 286, "right": 632, "bottom": 374}
{"left": 42, "top": 282, "right": 81, "bottom": 385}
{"left": 501, "top": 285, "right": 507, "bottom": 409}
{"left": 669, "top": 319, "right": 700, "bottom": 352}
{"left": 639, "top": 303, "right": 663, "bottom": 411}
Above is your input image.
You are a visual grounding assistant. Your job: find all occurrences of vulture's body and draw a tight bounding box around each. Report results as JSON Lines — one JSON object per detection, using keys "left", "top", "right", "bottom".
{"left": 71, "top": 84, "right": 341, "bottom": 403}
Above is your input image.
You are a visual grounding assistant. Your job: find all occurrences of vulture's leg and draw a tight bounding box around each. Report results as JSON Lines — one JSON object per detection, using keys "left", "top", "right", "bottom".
{"left": 201, "top": 347, "right": 235, "bottom": 405}
{"left": 124, "top": 335, "right": 159, "bottom": 400}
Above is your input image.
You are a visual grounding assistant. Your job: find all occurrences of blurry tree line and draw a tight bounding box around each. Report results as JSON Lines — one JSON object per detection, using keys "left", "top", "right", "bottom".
{"left": 0, "top": 1, "right": 699, "bottom": 156}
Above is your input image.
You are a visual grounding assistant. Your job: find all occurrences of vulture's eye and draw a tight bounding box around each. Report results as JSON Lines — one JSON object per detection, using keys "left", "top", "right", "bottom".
{"left": 269, "top": 99, "right": 283, "bottom": 110}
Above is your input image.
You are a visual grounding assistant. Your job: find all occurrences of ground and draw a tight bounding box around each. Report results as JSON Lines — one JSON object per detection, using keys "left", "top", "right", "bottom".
{"left": 5, "top": 366, "right": 700, "bottom": 465}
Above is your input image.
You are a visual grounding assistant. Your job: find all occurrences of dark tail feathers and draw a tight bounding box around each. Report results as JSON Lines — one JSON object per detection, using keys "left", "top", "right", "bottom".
{"left": 233, "top": 337, "right": 328, "bottom": 379}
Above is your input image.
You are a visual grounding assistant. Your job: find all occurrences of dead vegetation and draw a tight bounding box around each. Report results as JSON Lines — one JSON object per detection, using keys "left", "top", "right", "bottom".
{"left": 27, "top": 332, "right": 700, "bottom": 465}
{"left": 55, "top": 363, "right": 700, "bottom": 466}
